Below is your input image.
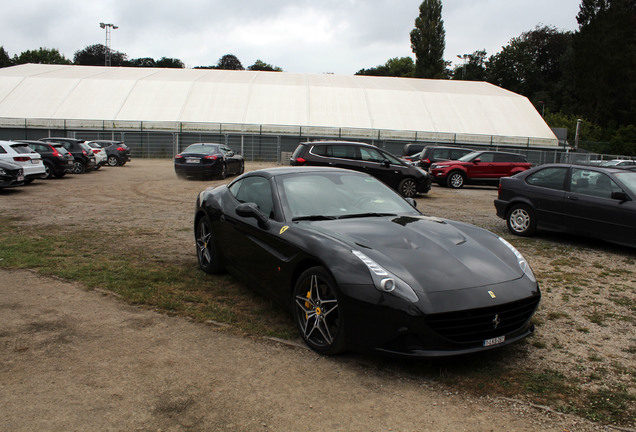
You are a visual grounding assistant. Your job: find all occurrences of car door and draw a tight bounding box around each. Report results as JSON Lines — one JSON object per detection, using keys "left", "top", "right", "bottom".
{"left": 358, "top": 146, "right": 402, "bottom": 189}
{"left": 523, "top": 166, "right": 568, "bottom": 230}
{"left": 562, "top": 168, "right": 635, "bottom": 244}
{"left": 217, "top": 176, "right": 292, "bottom": 296}
{"left": 467, "top": 152, "right": 496, "bottom": 179}
{"left": 220, "top": 146, "right": 238, "bottom": 173}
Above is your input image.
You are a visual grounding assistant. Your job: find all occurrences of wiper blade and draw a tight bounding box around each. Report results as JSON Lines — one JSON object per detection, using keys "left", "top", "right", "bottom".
{"left": 292, "top": 215, "right": 337, "bottom": 221}
{"left": 337, "top": 212, "right": 397, "bottom": 219}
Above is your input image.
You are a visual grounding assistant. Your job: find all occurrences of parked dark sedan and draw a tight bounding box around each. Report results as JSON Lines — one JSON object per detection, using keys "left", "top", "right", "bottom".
{"left": 87, "top": 140, "right": 132, "bottom": 166}
{"left": 0, "top": 159, "right": 24, "bottom": 189}
{"left": 175, "top": 143, "right": 244, "bottom": 180}
{"left": 20, "top": 140, "right": 74, "bottom": 178}
{"left": 195, "top": 167, "right": 540, "bottom": 357}
{"left": 38, "top": 137, "right": 96, "bottom": 174}
{"left": 289, "top": 141, "right": 431, "bottom": 197}
{"left": 495, "top": 164, "right": 636, "bottom": 247}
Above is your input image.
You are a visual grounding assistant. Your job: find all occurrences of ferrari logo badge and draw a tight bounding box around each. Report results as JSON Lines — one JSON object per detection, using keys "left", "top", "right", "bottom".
{"left": 488, "top": 290, "right": 496, "bottom": 299}
{"left": 280, "top": 226, "right": 289, "bottom": 235}
{"left": 492, "top": 314, "right": 501, "bottom": 329}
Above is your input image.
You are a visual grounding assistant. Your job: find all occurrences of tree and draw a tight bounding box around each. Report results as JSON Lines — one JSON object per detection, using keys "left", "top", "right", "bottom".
{"left": 128, "top": 57, "right": 156, "bottom": 67}
{"left": 74, "top": 44, "right": 127, "bottom": 66}
{"left": 247, "top": 59, "right": 282, "bottom": 71}
{"left": 13, "top": 47, "right": 72, "bottom": 65}
{"left": 451, "top": 50, "right": 487, "bottom": 81}
{"left": 0, "top": 46, "right": 12, "bottom": 68}
{"left": 410, "top": 0, "right": 446, "bottom": 79}
{"left": 216, "top": 54, "right": 244, "bottom": 70}
{"left": 486, "top": 26, "right": 571, "bottom": 112}
{"left": 156, "top": 57, "right": 185, "bottom": 68}
{"left": 566, "top": 0, "right": 636, "bottom": 128}
{"left": 355, "top": 57, "right": 415, "bottom": 77}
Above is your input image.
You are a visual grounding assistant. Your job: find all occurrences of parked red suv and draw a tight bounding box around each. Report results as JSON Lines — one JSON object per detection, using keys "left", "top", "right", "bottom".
{"left": 429, "top": 150, "right": 531, "bottom": 188}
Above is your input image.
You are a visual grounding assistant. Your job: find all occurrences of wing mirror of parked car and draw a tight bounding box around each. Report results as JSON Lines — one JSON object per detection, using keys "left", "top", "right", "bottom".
{"left": 404, "top": 197, "right": 417, "bottom": 208}
{"left": 473, "top": 158, "right": 481, "bottom": 164}
{"left": 611, "top": 191, "right": 629, "bottom": 202}
{"left": 382, "top": 159, "right": 391, "bottom": 168}
{"left": 236, "top": 202, "right": 270, "bottom": 229}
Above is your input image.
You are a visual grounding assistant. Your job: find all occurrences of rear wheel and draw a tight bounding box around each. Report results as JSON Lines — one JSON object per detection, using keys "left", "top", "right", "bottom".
{"left": 73, "top": 160, "right": 85, "bottom": 174}
{"left": 293, "top": 267, "right": 346, "bottom": 355}
{"left": 447, "top": 171, "right": 465, "bottom": 189}
{"left": 42, "top": 162, "right": 54, "bottom": 179}
{"left": 107, "top": 155, "right": 119, "bottom": 166}
{"left": 398, "top": 178, "right": 417, "bottom": 198}
{"left": 506, "top": 204, "right": 536, "bottom": 237}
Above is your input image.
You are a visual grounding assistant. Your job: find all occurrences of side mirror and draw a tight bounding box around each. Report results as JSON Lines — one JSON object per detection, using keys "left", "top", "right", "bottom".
{"left": 405, "top": 197, "right": 417, "bottom": 208}
{"left": 473, "top": 158, "right": 481, "bottom": 164}
{"left": 382, "top": 159, "right": 391, "bottom": 168}
{"left": 611, "top": 191, "right": 629, "bottom": 202}
{"left": 236, "top": 202, "right": 270, "bottom": 229}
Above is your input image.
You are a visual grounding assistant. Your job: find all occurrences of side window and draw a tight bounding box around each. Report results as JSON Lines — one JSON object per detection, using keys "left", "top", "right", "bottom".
{"left": 478, "top": 153, "right": 495, "bottom": 162}
{"left": 494, "top": 153, "right": 515, "bottom": 162}
{"left": 359, "top": 147, "right": 385, "bottom": 162}
{"left": 0, "top": 146, "right": 6, "bottom": 154}
{"left": 231, "top": 176, "right": 274, "bottom": 218}
{"left": 525, "top": 167, "right": 567, "bottom": 190}
{"left": 432, "top": 149, "right": 448, "bottom": 159}
{"left": 450, "top": 150, "right": 468, "bottom": 159}
{"left": 310, "top": 145, "right": 327, "bottom": 156}
{"left": 570, "top": 169, "right": 621, "bottom": 198}
{"left": 330, "top": 145, "right": 357, "bottom": 159}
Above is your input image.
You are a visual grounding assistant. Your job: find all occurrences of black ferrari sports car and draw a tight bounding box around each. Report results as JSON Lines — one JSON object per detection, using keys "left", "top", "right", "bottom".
{"left": 194, "top": 167, "right": 540, "bottom": 357}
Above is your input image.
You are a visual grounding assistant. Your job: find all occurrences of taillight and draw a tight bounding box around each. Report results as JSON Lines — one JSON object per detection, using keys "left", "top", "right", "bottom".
{"left": 204, "top": 155, "right": 218, "bottom": 160}
{"left": 423, "top": 158, "right": 430, "bottom": 164}
{"left": 82, "top": 150, "right": 88, "bottom": 156}
{"left": 116, "top": 147, "right": 125, "bottom": 151}
{"left": 13, "top": 156, "right": 30, "bottom": 162}
{"left": 295, "top": 157, "right": 306, "bottom": 164}
{"left": 92, "top": 149, "right": 100, "bottom": 154}
{"left": 175, "top": 154, "right": 183, "bottom": 159}
{"left": 52, "top": 149, "right": 61, "bottom": 157}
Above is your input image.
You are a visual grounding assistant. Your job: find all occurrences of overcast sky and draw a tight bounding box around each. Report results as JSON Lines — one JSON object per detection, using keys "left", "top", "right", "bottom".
{"left": 2, "top": 0, "right": 582, "bottom": 75}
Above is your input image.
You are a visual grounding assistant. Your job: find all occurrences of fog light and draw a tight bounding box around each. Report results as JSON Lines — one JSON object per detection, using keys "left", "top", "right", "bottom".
{"left": 380, "top": 278, "right": 396, "bottom": 292}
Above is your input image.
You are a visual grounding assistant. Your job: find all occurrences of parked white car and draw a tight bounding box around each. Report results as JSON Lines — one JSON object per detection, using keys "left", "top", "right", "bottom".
{"left": 86, "top": 142, "right": 108, "bottom": 169}
{"left": 0, "top": 141, "right": 46, "bottom": 183}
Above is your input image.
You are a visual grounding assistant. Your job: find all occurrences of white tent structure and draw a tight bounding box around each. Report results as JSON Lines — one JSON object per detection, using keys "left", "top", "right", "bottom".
{"left": 0, "top": 63, "right": 557, "bottom": 147}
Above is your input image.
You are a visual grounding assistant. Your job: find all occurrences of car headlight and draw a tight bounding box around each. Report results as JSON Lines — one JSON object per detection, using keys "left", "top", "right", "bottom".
{"left": 498, "top": 237, "right": 536, "bottom": 282}
{"left": 352, "top": 250, "right": 419, "bottom": 303}
{"left": 0, "top": 168, "right": 5, "bottom": 175}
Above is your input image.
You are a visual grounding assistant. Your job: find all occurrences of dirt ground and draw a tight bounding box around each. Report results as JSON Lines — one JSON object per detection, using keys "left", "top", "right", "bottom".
{"left": 0, "top": 159, "right": 631, "bottom": 431}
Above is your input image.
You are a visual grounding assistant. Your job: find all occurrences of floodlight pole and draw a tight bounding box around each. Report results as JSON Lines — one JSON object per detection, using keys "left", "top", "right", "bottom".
{"left": 99, "top": 22, "right": 119, "bottom": 66}
{"left": 456, "top": 54, "right": 469, "bottom": 80}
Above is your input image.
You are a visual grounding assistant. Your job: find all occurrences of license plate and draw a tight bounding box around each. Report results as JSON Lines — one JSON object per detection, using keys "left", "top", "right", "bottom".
{"left": 17, "top": 174, "right": 25, "bottom": 181}
{"left": 483, "top": 336, "right": 505, "bottom": 347}
{"left": 186, "top": 159, "right": 200, "bottom": 164}
{"left": 32, "top": 159, "right": 40, "bottom": 164}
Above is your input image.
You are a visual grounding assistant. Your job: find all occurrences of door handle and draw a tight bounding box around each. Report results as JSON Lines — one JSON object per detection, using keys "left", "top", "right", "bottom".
{"left": 566, "top": 195, "right": 579, "bottom": 201}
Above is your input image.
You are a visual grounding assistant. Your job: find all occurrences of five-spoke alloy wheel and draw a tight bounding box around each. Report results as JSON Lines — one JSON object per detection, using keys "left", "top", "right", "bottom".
{"left": 195, "top": 218, "right": 223, "bottom": 274}
{"left": 293, "top": 267, "right": 345, "bottom": 355}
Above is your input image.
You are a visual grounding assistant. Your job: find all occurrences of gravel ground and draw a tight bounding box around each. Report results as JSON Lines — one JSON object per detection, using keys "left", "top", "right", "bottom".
{"left": 1, "top": 159, "right": 634, "bottom": 431}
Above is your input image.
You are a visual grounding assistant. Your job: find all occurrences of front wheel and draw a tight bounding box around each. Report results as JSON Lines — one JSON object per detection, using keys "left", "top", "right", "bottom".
{"left": 107, "top": 155, "right": 119, "bottom": 166}
{"left": 195, "top": 218, "right": 223, "bottom": 274}
{"left": 447, "top": 171, "right": 465, "bottom": 189}
{"left": 506, "top": 204, "right": 536, "bottom": 237}
{"left": 293, "top": 267, "right": 345, "bottom": 355}
{"left": 398, "top": 178, "right": 417, "bottom": 198}
{"left": 218, "top": 163, "right": 227, "bottom": 180}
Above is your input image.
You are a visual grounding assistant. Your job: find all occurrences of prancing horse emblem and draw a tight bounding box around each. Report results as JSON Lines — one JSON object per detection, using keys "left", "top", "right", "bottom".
{"left": 492, "top": 314, "right": 501, "bottom": 329}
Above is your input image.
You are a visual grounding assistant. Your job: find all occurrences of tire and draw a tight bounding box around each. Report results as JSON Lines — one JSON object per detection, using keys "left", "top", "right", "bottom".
{"left": 107, "top": 155, "right": 119, "bottom": 167}
{"left": 195, "top": 217, "right": 223, "bottom": 274}
{"left": 54, "top": 171, "right": 66, "bottom": 178}
{"left": 218, "top": 163, "right": 227, "bottom": 180}
{"left": 42, "top": 162, "right": 54, "bottom": 179}
{"left": 73, "top": 160, "right": 85, "bottom": 174}
{"left": 398, "top": 177, "right": 417, "bottom": 198}
{"left": 293, "top": 266, "right": 346, "bottom": 355}
{"left": 447, "top": 171, "right": 465, "bottom": 189}
{"left": 238, "top": 161, "right": 245, "bottom": 175}
{"left": 506, "top": 204, "right": 536, "bottom": 237}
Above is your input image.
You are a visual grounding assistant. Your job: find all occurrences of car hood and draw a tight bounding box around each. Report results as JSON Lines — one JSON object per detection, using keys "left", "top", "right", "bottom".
{"left": 303, "top": 215, "right": 524, "bottom": 293}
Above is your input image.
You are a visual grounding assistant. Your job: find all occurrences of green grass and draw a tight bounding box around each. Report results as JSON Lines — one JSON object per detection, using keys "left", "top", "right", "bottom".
{"left": 1, "top": 218, "right": 634, "bottom": 427}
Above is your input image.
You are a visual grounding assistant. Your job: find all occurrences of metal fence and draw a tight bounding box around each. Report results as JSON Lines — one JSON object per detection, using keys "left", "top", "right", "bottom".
{"left": 1, "top": 122, "right": 632, "bottom": 166}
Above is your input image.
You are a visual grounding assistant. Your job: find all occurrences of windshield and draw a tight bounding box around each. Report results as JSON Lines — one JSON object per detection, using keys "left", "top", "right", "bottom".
{"left": 183, "top": 144, "right": 219, "bottom": 153}
{"left": 277, "top": 171, "right": 420, "bottom": 220}
{"left": 614, "top": 172, "right": 636, "bottom": 194}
